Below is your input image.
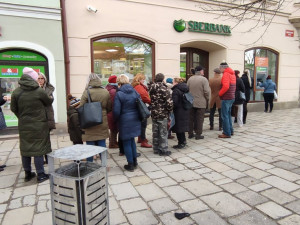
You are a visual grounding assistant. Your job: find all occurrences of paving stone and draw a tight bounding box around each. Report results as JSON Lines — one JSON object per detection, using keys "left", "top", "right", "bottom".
{"left": 129, "top": 175, "right": 151, "bottom": 186}
{"left": 110, "top": 208, "right": 127, "bottom": 225}
{"left": 191, "top": 210, "right": 228, "bottom": 225}
{"left": 205, "top": 161, "right": 231, "bottom": 172}
{"left": 273, "top": 161, "right": 298, "bottom": 170}
{"left": 136, "top": 183, "right": 166, "bottom": 201}
{"left": 184, "top": 161, "right": 202, "bottom": 169}
{"left": 194, "top": 167, "right": 212, "bottom": 174}
{"left": 160, "top": 164, "right": 186, "bottom": 173}
{"left": 168, "top": 169, "right": 201, "bottom": 182}
{"left": 159, "top": 212, "right": 194, "bottom": 225}
{"left": 109, "top": 197, "right": 119, "bottom": 210}
{"left": 181, "top": 179, "right": 222, "bottom": 197}
{"left": 261, "top": 188, "right": 296, "bottom": 204}
{"left": 32, "top": 211, "right": 52, "bottom": 225}
{"left": 278, "top": 214, "right": 300, "bottom": 225}
{"left": 194, "top": 156, "right": 214, "bottom": 164}
{"left": 222, "top": 169, "right": 247, "bottom": 180}
{"left": 146, "top": 171, "right": 167, "bottom": 179}
{"left": 224, "top": 160, "right": 252, "bottom": 171}
{"left": 12, "top": 185, "right": 37, "bottom": 199}
{"left": 120, "top": 198, "right": 148, "bottom": 213}
{"left": 163, "top": 185, "right": 194, "bottom": 202}
{"left": 236, "top": 176, "right": 261, "bottom": 187}
{"left": 9, "top": 197, "right": 22, "bottom": 209}
{"left": 253, "top": 162, "right": 275, "bottom": 170}
{"left": 179, "top": 199, "right": 209, "bottom": 213}
{"left": 214, "top": 178, "right": 233, "bottom": 185}
{"left": 154, "top": 177, "right": 177, "bottom": 187}
{"left": 2, "top": 206, "right": 35, "bottom": 225}
{"left": 244, "top": 168, "right": 270, "bottom": 179}
{"left": 249, "top": 183, "right": 272, "bottom": 192}
{"left": 0, "top": 165, "right": 21, "bottom": 176}
{"left": 108, "top": 174, "right": 129, "bottom": 185}
{"left": 285, "top": 199, "right": 300, "bottom": 214}
{"left": 202, "top": 171, "right": 226, "bottom": 181}
{"left": 127, "top": 210, "right": 158, "bottom": 225}
{"left": 267, "top": 168, "right": 300, "bottom": 182}
{"left": 108, "top": 166, "right": 123, "bottom": 176}
{"left": 228, "top": 210, "right": 277, "bottom": 225}
{"left": 37, "top": 184, "right": 50, "bottom": 195}
{"left": 236, "top": 190, "right": 269, "bottom": 206}
{"left": 37, "top": 200, "right": 47, "bottom": 213}
{"left": 0, "top": 188, "right": 12, "bottom": 204}
{"left": 201, "top": 192, "right": 251, "bottom": 217}
{"left": 0, "top": 174, "right": 17, "bottom": 188}
{"left": 238, "top": 156, "right": 260, "bottom": 164}
{"left": 220, "top": 182, "right": 248, "bottom": 194}
{"left": 111, "top": 182, "right": 139, "bottom": 200}
{"left": 262, "top": 176, "right": 299, "bottom": 192}
{"left": 176, "top": 157, "right": 194, "bottom": 164}
{"left": 291, "top": 189, "right": 300, "bottom": 198}
{"left": 148, "top": 197, "right": 178, "bottom": 214}
{"left": 256, "top": 201, "right": 292, "bottom": 219}
{"left": 0, "top": 204, "right": 7, "bottom": 214}
{"left": 138, "top": 161, "right": 160, "bottom": 172}
{"left": 23, "top": 195, "right": 36, "bottom": 206}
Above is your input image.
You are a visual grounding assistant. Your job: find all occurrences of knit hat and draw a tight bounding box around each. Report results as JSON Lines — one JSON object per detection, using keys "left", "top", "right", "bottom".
{"left": 108, "top": 75, "right": 117, "bottom": 83}
{"left": 23, "top": 67, "right": 38, "bottom": 81}
{"left": 195, "top": 66, "right": 203, "bottom": 72}
{"left": 213, "top": 68, "right": 221, "bottom": 74}
{"left": 219, "top": 61, "right": 229, "bottom": 69}
{"left": 166, "top": 78, "right": 173, "bottom": 84}
{"left": 267, "top": 75, "right": 271, "bottom": 80}
{"left": 68, "top": 94, "right": 81, "bottom": 108}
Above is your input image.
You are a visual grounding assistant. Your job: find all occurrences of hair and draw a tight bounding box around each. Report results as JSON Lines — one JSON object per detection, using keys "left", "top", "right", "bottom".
{"left": 155, "top": 73, "right": 164, "bottom": 82}
{"left": 38, "top": 72, "right": 47, "bottom": 88}
{"left": 244, "top": 69, "right": 252, "bottom": 87}
{"left": 234, "top": 70, "right": 240, "bottom": 78}
{"left": 131, "top": 73, "right": 145, "bottom": 87}
{"left": 267, "top": 75, "right": 272, "bottom": 80}
{"left": 117, "top": 74, "right": 129, "bottom": 85}
{"left": 219, "top": 61, "right": 229, "bottom": 69}
{"left": 86, "top": 73, "right": 101, "bottom": 89}
{"left": 174, "top": 77, "right": 185, "bottom": 84}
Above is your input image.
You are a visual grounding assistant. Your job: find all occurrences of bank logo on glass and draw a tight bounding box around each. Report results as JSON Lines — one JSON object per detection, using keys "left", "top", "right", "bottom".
{"left": 173, "top": 19, "right": 186, "bottom": 32}
{"left": 1, "top": 68, "right": 18, "bottom": 76}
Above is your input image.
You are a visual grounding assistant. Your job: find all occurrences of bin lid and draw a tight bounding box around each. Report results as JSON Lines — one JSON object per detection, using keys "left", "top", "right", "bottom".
{"left": 48, "top": 144, "right": 107, "bottom": 160}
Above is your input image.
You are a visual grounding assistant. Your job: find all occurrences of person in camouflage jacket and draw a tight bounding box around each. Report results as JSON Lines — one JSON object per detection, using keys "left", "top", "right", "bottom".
{"left": 149, "top": 73, "right": 173, "bottom": 156}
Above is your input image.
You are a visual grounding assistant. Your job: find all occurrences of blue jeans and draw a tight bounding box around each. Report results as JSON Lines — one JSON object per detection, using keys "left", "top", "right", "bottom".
{"left": 221, "top": 99, "right": 235, "bottom": 136}
{"left": 22, "top": 156, "right": 44, "bottom": 174}
{"left": 123, "top": 138, "right": 137, "bottom": 164}
{"left": 86, "top": 140, "right": 106, "bottom": 162}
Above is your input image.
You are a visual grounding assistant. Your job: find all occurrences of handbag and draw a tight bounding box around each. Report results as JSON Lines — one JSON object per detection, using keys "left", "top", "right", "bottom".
{"left": 274, "top": 90, "right": 278, "bottom": 99}
{"left": 239, "top": 91, "right": 246, "bottom": 101}
{"left": 77, "top": 89, "right": 103, "bottom": 129}
{"left": 136, "top": 97, "right": 151, "bottom": 121}
{"left": 0, "top": 111, "right": 7, "bottom": 130}
{"left": 183, "top": 92, "right": 194, "bottom": 110}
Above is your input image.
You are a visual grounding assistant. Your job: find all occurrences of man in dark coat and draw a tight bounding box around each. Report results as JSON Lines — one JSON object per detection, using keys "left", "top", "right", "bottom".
{"left": 11, "top": 67, "right": 53, "bottom": 183}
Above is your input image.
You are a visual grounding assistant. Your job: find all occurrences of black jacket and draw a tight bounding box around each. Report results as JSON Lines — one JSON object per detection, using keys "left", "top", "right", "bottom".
{"left": 241, "top": 74, "right": 252, "bottom": 102}
{"left": 234, "top": 78, "right": 245, "bottom": 105}
{"left": 67, "top": 106, "right": 82, "bottom": 144}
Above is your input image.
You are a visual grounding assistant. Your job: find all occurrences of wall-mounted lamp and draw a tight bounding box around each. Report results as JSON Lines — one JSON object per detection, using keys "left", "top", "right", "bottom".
{"left": 87, "top": 5, "right": 98, "bottom": 13}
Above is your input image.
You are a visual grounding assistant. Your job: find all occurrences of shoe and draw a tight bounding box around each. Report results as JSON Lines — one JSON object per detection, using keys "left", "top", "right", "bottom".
{"left": 210, "top": 126, "right": 214, "bottom": 130}
{"left": 0, "top": 168, "right": 3, "bottom": 172}
{"left": 119, "top": 153, "right": 124, "bottom": 156}
{"left": 218, "top": 134, "right": 231, "bottom": 138}
{"left": 153, "top": 151, "right": 159, "bottom": 154}
{"left": 234, "top": 118, "right": 237, "bottom": 123}
{"left": 188, "top": 134, "right": 194, "bottom": 139}
{"left": 141, "top": 140, "right": 152, "bottom": 148}
{"left": 25, "top": 171, "right": 36, "bottom": 182}
{"left": 159, "top": 151, "right": 172, "bottom": 156}
{"left": 124, "top": 163, "right": 134, "bottom": 172}
{"left": 133, "top": 158, "right": 138, "bottom": 168}
{"left": 0, "top": 165, "right": 6, "bottom": 169}
{"left": 136, "top": 153, "right": 141, "bottom": 157}
{"left": 195, "top": 135, "right": 204, "bottom": 140}
{"left": 168, "top": 135, "right": 175, "bottom": 139}
{"left": 109, "top": 143, "right": 119, "bottom": 148}
{"left": 173, "top": 144, "right": 185, "bottom": 149}
{"left": 137, "top": 136, "right": 142, "bottom": 143}
{"left": 37, "top": 173, "right": 49, "bottom": 183}
{"left": 264, "top": 110, "right": 267, "bottom": 113}
{"left": 269, "top": 110, "right": 272, "bottom": 113}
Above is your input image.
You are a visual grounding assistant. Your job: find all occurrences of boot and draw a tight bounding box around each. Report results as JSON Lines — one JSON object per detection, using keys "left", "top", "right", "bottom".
{"left": 124, "top": 163, "right": 134, "bottom": 172}
{"left": 137, "top": 136, "right": 142, "bottom": 143}
{"left": 141, "top": 139, "right": 152, "bottom": 148}
{"left": 133, "top": 158, "right": 138, "bottom": 168}
{"left": 25, "top": 171, "right": 36, "bottom": 182}
{"left": 37, "top": 172, "right": 49, "bottom": 183}
{"left": 109, "top": 143, "right": 119, "bottom": 148}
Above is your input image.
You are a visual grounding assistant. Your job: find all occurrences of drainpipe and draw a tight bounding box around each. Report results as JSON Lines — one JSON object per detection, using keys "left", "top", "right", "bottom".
{"left": 60, "top": 0, "right": 70, "bottom": 104}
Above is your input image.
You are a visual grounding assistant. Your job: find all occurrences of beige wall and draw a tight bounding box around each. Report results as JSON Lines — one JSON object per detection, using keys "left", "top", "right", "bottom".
{"left": 65, "top": 0, "right": 300, "bottom": 103}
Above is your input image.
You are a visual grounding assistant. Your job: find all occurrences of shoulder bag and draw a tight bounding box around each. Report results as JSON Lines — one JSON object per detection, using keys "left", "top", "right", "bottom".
{"left": 77, "top": 89, "right": 103, "bottom": 129}
{"left": 183, "top": 92, "right": 194, "bottom": 110}
{"left": 136, "top": 92, "right": 150, "bottom": 121}
{"left": 239, "top": 91, "right": 246, "bottom": 101}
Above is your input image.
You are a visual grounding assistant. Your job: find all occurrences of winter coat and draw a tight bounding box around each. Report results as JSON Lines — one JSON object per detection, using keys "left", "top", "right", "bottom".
{"left": 10, "top": 75, "right": 53, "bottom": 157}
{"left": 259, "top": 79, "right": 276, "bottom": 94}
{"left": 132, "top": 82, "right": 151, "bottom": 104}
{"left": 219, "top": 67, "right": 236, "bottom": 100}
{"left": 80, "top": 79, "right": 112, "bottom": 142}
{"left": 187, "top": 74, "right": 210, "bottom": 108}
{"left": 0, "top": 96, "right": 6, "bottom": 112}
{"left": 149, "top": 82, "right": 173, "bottom": 119}
{"left": 67, "top": 106, "right": 82, "bottom": 144}
{"left": 171, "top": 82, "right": 190, "bottom": 133}
{"left": 241, "top": 73, "right": 252, "bottom": 102}
{"left": 209, "top": 74, "right": 222, "bottom": 109}
{"left": 234, "top": 78, "right": 245, "bottom": 105}
{"left": 113, "top": 84, "right": 141, "bottom": 140}
{"left": 106, "top": 84, "right": 118, "bottom": 130}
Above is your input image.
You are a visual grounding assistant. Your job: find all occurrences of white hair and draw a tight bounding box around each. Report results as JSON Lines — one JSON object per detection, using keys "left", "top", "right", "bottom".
{"left": 85, "top": 73, "right": 101, "bottom": 89}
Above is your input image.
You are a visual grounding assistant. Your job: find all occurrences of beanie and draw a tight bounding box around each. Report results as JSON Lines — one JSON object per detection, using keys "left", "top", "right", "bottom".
{"left": 213, "top": 68, "right": 221, "bottom": 74}
{"left": 219, "top": 61, "right": 229, "bottom": 69}
{"left": 108, "top": 75, "right": 117, "bottom": 84}
{"left": 166, "top": 78, "right": 173, "bottom": 84}
{"left": 23, "top": 67, "right": 38, "bottom": 81}
{"left": 195, "top": 66, "right": 203, "bottom": 72}
{"left": 267, "top": 75, "right": 271, "bottom": 80}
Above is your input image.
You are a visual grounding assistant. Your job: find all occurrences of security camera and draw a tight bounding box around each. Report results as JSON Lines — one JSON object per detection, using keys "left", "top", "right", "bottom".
{"left": 87, "top": 5, "right": 97, "bottom": 13}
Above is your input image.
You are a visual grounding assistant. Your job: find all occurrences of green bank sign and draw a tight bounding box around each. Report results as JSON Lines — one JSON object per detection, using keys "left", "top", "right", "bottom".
{"left": 173, "top": 19, "right": 231, "bottom": 36}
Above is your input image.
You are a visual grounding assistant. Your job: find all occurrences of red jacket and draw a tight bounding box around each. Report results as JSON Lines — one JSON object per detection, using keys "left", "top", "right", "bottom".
{"left": 219, "top": 67, "right": 236, "bottom": 100}
{"left": 134, "top": 83, "right": 151, "bottom": 104}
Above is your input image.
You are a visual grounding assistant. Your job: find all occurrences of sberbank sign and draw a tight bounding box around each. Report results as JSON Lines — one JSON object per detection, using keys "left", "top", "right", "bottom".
{"left": 173, "top": 19, "right": 231, "bottom": 36}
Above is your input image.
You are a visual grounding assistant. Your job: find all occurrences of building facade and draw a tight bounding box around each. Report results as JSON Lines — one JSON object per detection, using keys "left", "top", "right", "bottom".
{"left": 0, "top": 0, "right": 66, "bottom": 127}
{"left": 64, "top": 0, "right": 300, "bottom": 110}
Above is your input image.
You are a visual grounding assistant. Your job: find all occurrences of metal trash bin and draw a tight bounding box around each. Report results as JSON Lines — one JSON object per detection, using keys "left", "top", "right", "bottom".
{"left": 47, "top": 144, "right": 109, "bottom": 225}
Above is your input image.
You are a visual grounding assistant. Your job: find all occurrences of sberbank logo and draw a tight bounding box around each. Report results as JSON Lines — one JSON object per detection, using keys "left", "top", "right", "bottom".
{"left": 173, "top": 19, "right": 231, "bottom": 36}
{"left": 173, "top": 19, "right": 186, "bottom": 32}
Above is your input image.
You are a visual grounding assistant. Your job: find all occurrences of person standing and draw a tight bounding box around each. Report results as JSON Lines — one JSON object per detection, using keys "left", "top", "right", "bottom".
{"left": 241, "top": 69, "right": 252, "bottom": 123}
{"left": 113, "top": 74, "right": 141, "bottom": 171}
{"left": 0, "top": 94, "right": 9, "bottom": 172}
{"left": 131, "top": 73, "right": 152, "bottom": 148}
{"left": 67, "top": 94, "right": 83, "bottom": 145}
{"left": 258, "top": 75, "right": 276, "bottom": 113}
{"left": 106, "top": 75, "right": 119, "bottom": 148}
{"left": 149, "top": 73, "right": 173, "bottom": 156}
{"left": 166, "top": 78, "right": 175, "bottom": 139}
{"left": 11, "top": 67, "right": 53, "bottom": 183}
{"left": 218, "top": 62, "right": 236, "bottom": 138}
{"left": 80, "top": 73, "right": 111, "bottom": 162}
{"left": 187, "top": 66, "right": 210, "bottom": 139}
{"left": 209, "top": 68, "right": 222, "bottom": 131}
{"left": 232, "top": 70, "right": 245, "bottom": 127}
{"left": 171, "top": 78, "right": 190, "bottom": 149}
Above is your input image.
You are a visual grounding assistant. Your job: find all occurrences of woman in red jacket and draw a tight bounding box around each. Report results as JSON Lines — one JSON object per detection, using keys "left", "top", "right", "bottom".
{"left": 131, "top": 73, "right": 152, "bottom": 148}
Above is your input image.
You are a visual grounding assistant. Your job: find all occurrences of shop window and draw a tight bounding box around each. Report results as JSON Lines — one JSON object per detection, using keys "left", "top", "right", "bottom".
{"left": 92, "top": 35, "right": 154, "bottom": 84}
{"left": 244, "top": 47, "right": 278, "bottom": 101}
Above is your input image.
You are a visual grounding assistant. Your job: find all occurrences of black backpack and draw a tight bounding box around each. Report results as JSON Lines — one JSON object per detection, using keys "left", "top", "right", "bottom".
{"left": 182, "top": 92, "right": 194, "bottom": 110}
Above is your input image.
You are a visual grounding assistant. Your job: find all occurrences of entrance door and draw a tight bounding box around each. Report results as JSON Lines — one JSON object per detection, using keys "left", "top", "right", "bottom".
{"left": 180, "top": 47, "right": 209, "bottom": 80}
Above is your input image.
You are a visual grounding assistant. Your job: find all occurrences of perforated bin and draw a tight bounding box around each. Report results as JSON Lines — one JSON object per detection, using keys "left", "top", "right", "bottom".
{"left": 47, "top": 145, "right": 109, "bottom": 225}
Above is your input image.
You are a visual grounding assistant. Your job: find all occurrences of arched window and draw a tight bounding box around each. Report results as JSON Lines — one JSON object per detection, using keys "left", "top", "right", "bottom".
{"left": 91, "top": 35, "right": 154, "bottom": 84}
{"left": 244, "top": 48, "right": 278, "bottom": 101}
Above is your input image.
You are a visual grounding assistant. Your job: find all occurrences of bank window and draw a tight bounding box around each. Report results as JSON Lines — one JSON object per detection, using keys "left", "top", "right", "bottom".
{"left": 244, "top": 48, "right": 278, "bottom": 101}
{"left": 92, "top": 36, "right": 153, "bottom": 84}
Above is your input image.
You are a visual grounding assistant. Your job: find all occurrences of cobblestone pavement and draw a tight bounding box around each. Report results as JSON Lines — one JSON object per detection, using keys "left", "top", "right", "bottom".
{"left": 0, "top": 108, "right": 300, "bottom": 225}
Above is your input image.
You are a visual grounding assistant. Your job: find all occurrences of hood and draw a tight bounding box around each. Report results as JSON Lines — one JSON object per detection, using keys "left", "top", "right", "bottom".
{"left": 224, "top": 67, "right": 234, "bottom": 75}
{"left": 106, "top": 84, "right": 118, "bottom": 92}
{"left": 172, "top": 82, "right": 189, "bottom": 93}
{"left": 119, "top": 83, "right": 135, "bottom": 94}
{"left": 18, "top": 74, "right": 40, "bottom": 91}
{"left": 88, "top": 79, "right": 102, "bottom": 88}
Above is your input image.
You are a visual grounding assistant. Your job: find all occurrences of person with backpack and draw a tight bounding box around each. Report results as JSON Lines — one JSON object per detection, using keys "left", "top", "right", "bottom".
{"left": 67, "top": 94, "right": 83, "bottom": 145}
